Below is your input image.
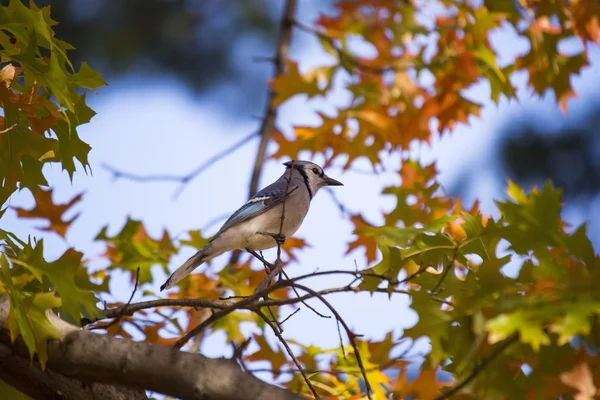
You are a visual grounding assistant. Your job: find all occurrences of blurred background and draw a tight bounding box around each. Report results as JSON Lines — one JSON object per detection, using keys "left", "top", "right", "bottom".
{"left": 2, "top": 0, "right": 600, "bottom": 388}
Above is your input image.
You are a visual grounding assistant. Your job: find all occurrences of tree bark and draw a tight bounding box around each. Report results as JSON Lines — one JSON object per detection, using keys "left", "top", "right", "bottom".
{"left": 0, "top": 296, "right": 304, "bottom": 400}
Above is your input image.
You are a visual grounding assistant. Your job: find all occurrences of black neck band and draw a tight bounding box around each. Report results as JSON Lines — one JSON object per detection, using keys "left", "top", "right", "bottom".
{"left": 294, "top": 166, "right": 313, "bottom": 200}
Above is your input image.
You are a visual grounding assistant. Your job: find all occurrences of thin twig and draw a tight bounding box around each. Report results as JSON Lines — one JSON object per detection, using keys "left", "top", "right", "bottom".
{"left": 101, "top": 131, "right": 258, "bottom": 198}
{"left": 0, "top": 123, "right": 17, "bottom": 134}
{"left": 279, "top": 307, "right": 301, "bottom": 326}
{"left": 172, "top": 279, "right": 278, "bottom": 349}
{"left": 88, "top": 267, "right": 141, "bottom": 331}
{"left": 431, "top": 248, "right": 458, "bottom": 295}
{"left": 434, "top": 334, "right": 519, "bottom": 400}
{"left": 255, "top": 308, "right": 319, "bottom": 398}
{"left": 173, "top": 310, "right": 227, "bottom": 350}
{"left": 291, "top": 283, "right": 373, "bottom": 400}
{"left": 228, "top": 0, "right": 297, "bottom": 266}
{"left": 276, "top": 159, "right": 296, "bottom": 264}
{"left": 252, "top": 161, "right": 297, "bottom": 332}
{"left": 336, "top": 319, "right": 345, "bottom": 358}
{"left": 281, "top": 269, "right": 330, "bottom": 318}
{"left": 293, "top": 20, "right": 396, "bottom": 75}
{"left": 247, "top": 250, "right": 275, "bottom": 270}
{"left": 99, "top": 273, "right": 450, "bottom": 322}
{"left": 325, "top": 188, "right": 353, "bottom": 217}
{"left": 400, "top": 264, "right": 429, "bottom": 285}
{"left": 232, "top": 337, "right": 253, "bottom": 371}
{"left": 248, "top": 353, "right": 410, "bottom": 377}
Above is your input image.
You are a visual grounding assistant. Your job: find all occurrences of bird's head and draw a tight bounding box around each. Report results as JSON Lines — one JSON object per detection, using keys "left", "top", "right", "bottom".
{"left": 283, "top": 160, "right": 343, "bottom": 195}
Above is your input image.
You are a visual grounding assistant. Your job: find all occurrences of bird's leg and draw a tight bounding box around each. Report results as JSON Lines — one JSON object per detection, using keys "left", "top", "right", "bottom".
{"left": 257, "top": 231, "right": 286, "bottom": 246}
{"left": 246, "top": 249, "right": 274, "bottom": 271}
{"left": 259, "top": 251, "right": 269, "bottom": 274}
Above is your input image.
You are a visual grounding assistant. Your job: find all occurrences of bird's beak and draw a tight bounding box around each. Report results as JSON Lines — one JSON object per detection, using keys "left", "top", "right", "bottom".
{"left": 323, "top": 175, "right": 343, "bottom": 186}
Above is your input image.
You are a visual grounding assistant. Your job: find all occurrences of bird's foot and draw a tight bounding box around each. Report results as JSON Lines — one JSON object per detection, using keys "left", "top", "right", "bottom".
{"left": 258, "top": 231, "right": 286, "bottom": 246}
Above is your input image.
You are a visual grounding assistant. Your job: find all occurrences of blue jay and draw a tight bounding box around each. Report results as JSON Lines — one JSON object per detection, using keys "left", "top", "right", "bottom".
{"left": 160, "top": 160, "right": 343, "bottom": 291}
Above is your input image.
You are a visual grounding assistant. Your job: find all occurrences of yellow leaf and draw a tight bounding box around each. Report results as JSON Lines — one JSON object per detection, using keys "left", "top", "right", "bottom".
{"left": 270, "top": 60, "right": 327, "bottom": 106}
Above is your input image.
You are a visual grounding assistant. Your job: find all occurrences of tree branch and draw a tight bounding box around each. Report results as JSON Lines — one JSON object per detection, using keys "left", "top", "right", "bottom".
{"left": 0, "top": 341, "right": 148, "bottom": 400}
{"left": 255, "top": 308, "right": 318, "bottom": 398}
{"left": 291, "top": 283, "right": 373, "bottom": 400}
{"left": 102, "top": 130, "right": 258, "bottom": 198}
{"left": 229, "top": 0, "right": 297, "bottom": 266}
{"left": 98, "top": 269, "right": 452, "bottom": 321}
{"left": 434, "top": 334, "right": 519, "bottom": 400}
{"left": 0, "top": 295, "right": 304, "bottom": 400}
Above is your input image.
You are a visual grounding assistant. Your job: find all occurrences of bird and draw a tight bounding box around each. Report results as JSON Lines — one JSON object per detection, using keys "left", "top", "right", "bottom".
{"left": 160, "top": 160, "right": 343, "bottom": 291}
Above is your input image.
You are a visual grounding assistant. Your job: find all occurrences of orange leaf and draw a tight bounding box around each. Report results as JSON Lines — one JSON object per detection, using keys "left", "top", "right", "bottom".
{"left": 143, "top": 322, "right": 165, "bottom": 344}
{"left": 570, "top": 1, "right": 600, "bottom": 44}
{"left": 393, "top": 366, "right": 452, "bottom": 399}
{"left": 560, "top": 362, "right": 598, "bottom": 400}
{"left": 246, "top": 334, "right": 288, "bottom": 373}
{"left": 346, "top": 214, "right": 378, "bottom": 264}
{"left": 14, "top": 188, "right": 82, "bottom": 237}
{"left": 270, "top": 60, "right": 327, "bottom": 106}
{"left": 173, "top": 273, "right": 221, "bottom": 300}
{"left": 281, "top": 236, "right": 310, "bottom": 261}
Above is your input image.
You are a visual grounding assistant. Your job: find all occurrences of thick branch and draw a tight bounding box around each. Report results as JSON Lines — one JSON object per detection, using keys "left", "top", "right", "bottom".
{"left": 0, "top": 296, "right": 303, "bottom": 400}
{"left": 0, "top": 342, "right": 148, "bottom": 400}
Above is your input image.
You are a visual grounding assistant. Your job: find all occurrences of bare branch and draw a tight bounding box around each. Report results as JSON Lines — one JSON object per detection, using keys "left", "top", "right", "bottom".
{"left": 291, "top": 283, "right": 373, "bottom": 400}
{"left": 229, "top": 0, "right": 297, "bottom": 266}
{"left": 0, "top": 296, "right": 303, "bottom": 400}
{"left": 87, "top": 266, "right": 141, "bottom": 330}
{"left": 0, "top": 342, "right": 148, "bottom": 400}
{"left": 98, "top": 270, "right": 453, "bottom": 322}
{"left": 255, "top": 308, "right": 319, "bottom": 398}
{"left": 102, "top": 130, "right": 258, "bottom": 197}
{"left": 281, "top": 269, "right": 330, "bottom": 318}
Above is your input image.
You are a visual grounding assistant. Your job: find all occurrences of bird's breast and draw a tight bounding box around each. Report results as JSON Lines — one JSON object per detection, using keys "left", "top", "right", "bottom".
{"left": 244, "top": 199, "right": 309, "bottom": 251}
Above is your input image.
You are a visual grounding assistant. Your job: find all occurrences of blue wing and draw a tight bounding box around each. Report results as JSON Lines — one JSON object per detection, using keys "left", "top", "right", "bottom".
{"left": 212, "top": 181, "right": 292, "bottom": 238}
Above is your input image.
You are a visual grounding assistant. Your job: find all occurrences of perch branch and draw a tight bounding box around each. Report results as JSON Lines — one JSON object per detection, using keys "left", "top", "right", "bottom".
{"left": 228, "top": 0, "right": 297, "bottom": 266}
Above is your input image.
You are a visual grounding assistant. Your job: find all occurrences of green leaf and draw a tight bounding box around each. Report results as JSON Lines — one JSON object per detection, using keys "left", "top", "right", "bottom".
{"left": 0, "top": 379, "right": 31, "bottom": 400}
{"left": 270, "top": 60, "right": 327, "bottom": 105}
{"left": 1, "top": 258, "right": 62, "bottom": 369}
{"left": 550, "top": 310, "right": 592, "bottom": 346}
{"left": 180, "top": 230, "right": 211, "bottom": 251}
{"left": 486, "top": 310, "right": 550, "bottom": 351}
{"left": 404, "top": 291, "right": 453, "bottom": 365}
{"left": 20, "top": 154, "right": 48, "bottom": 194}
{"left": 565, "top": 223, "right": 597, "bottom": 269}
{"left": 9, "top": 241, "right": 103, "bottom": 322}
{"left": 496, "top": 181, "right": 564, "bottom": 254}
{"left": 95, "top": 218, "right": 177, "bottom": 284}
{"left": 460, "top": 212, "right": 503, "bottom": 260}
{"left": 0, "top": 122, "right": 55, "bottom": 207}
{"left": 71, "top": 62, "right": 107, "bottom": 90}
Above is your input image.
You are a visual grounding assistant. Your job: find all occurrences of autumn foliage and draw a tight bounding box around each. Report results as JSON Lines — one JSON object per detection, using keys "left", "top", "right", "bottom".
{"left": 2, "top": 0, "right": 600, "bottom": 399}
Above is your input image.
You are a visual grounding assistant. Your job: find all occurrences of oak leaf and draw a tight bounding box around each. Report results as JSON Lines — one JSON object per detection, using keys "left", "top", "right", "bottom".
{"left": 14, "top": 188, "right": 82, "bottom": 238}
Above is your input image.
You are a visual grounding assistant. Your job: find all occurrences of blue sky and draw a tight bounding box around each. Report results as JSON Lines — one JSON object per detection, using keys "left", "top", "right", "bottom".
{"left": 3, "top": 1, "right": 600, "bottom": 388}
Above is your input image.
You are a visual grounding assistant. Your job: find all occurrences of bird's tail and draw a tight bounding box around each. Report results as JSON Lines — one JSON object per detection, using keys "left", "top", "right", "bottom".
{"left": 160, "top": 244, "right": 213, "bottom": 291}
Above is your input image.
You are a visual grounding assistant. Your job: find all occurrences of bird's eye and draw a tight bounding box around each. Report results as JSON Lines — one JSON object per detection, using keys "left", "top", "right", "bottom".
{"left": 312, "top": 168, "right": 319, "bottom": 174}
